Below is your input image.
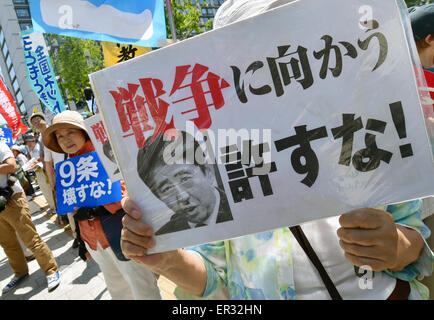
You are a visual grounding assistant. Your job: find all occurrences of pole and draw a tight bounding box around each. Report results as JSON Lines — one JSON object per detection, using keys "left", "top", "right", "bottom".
{"left": 165, "top": 0, "right": 178, "bottom": 41}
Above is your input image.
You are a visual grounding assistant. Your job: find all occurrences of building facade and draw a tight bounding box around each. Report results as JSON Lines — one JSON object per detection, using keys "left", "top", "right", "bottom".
{"left": 0, "top": 0, "right": 41, "bottom": 123}
{"left": 197, "top": 0, "right": 225, "bottom": 28}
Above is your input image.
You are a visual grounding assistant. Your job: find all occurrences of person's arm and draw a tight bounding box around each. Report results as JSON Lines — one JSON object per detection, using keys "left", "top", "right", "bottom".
{"left": 0, "top": 157, "right": 18, "bottom": 175}
{"left": 121, "top": 197, "right": 208, "bottom": 297}
{"left": 384, "top": 200, "right": 433, "bottom": 281}
{"left": 39, "top": 145, "right": 44, "bottom": 163}
{"left": 337, "top": 207, "right": 424, "bottom": 272}
{"left": 45, "top": 160, "right": 55, "bottom": 191}
{"left": 392, "top": 225, "right": 425, "bottom": 271}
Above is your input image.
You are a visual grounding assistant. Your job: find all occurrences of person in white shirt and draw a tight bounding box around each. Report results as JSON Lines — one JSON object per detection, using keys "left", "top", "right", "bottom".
{"left": 11, "top": 145, "right": 28, "bottom": 167}
{"left": 0, "top": 141, "right": 60, "bottom": 294}
{"left": 11, "top": 144, "right": 36, "bottom": 199}
{"left": 24, "top": 132, "right": 56, "bottom": 213}
{"left": 30, "top": 112, "right": 78, "bottom": 248}
{"left": 24, "top": 133, "right": 41, "bottom": 162}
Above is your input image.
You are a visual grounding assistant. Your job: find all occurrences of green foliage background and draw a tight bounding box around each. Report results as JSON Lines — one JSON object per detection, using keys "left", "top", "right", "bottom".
{"left": 45, "top": 34, "right": 104, "bottom": 105}
{"left": 165, "top": 0, "right": 213, "bottom": 40}
{"left": 405, "top": 0, "right": 432, "bottom": 6}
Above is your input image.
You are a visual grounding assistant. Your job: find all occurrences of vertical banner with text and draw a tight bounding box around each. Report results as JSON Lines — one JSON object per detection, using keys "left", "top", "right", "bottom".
{"left": 21, "top": 28, "right": 65, "bottom": 114}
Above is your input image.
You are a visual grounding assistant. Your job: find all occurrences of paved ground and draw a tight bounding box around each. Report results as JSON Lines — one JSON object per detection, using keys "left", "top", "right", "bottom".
{"left": 0, "top": 189, "right": 177, "bottom": 300}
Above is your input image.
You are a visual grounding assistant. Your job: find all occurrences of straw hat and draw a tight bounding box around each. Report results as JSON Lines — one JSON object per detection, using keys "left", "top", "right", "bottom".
{"left": 42, "top": 110, "right": 88, "bottom": 153}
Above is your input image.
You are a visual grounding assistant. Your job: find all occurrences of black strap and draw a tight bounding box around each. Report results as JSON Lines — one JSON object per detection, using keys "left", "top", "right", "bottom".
{"left": 74, "top": 206, "right": 111, "bottom": 221}
{"left": 289, "top": 225, "right": 343, "bottom": 300}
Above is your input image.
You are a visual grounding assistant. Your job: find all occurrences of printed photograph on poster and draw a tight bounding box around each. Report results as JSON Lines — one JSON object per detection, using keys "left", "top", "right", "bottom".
{"left": 136, "top": 130, "right": 233, "bottom": 236}
{"left": 90, "top": 0, "right": 434, "bottom": 253}
{"left": 84, "top": 114, "right": 122, "bottom": 182}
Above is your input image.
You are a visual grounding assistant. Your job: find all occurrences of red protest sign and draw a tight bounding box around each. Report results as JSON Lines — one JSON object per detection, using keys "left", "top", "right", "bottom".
{"left": 0, "top": 78, "right": 28, "bottom": 140}
{"left": 424, "top": 69, "right": 434, "bottom": 112}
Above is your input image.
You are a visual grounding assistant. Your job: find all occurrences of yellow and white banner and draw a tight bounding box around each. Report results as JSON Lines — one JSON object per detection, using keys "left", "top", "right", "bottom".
{"left": 101, "top": 41, "right": 151, "bottom": 67}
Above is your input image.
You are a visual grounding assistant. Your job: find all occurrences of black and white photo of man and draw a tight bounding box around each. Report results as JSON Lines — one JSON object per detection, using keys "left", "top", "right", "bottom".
{"left": 137, "top": 130, "right": 233, "bottom": 235}
{"left": 102, "top": 140, "right": 120, "bottom": 175}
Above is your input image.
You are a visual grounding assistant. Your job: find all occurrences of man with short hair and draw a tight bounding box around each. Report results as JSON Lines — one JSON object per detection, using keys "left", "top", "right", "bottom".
{"left": 29, "top": 112, "right": 78, "bottom": 248}
{"left": 137, "top": 131, "right": 233, "bottom": 235}
{"left": 26, "top": 116, "right": 57, "bottom": 217}
{"left": 0, "top": 140, "right": 60, "bottom": 294}
{"left": 29, "top": 113, "right": 61, "bottom": 193}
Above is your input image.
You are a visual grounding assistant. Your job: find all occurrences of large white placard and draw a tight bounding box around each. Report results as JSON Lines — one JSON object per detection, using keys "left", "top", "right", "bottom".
{"left": 90, "top": 0, "right": 434, "bottom": 253}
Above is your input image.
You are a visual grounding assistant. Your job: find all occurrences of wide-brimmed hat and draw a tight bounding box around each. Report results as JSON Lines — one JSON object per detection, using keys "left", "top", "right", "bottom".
{"left": 409, "top": 4, "right": 434, "bottom": 42}
{"left": 42, "top": 110, "right": 88, "bottom": 153}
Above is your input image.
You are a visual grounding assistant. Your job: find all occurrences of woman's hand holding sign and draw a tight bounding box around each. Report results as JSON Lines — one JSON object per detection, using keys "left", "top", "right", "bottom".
{"left": 337, "top": 208, "right": 424, "bottom": 272}
{"left": 121, "top": 197, "right": 208, "bottom": 297}
{"left": 120, "top": 197, "right": 164, "bottom": 266}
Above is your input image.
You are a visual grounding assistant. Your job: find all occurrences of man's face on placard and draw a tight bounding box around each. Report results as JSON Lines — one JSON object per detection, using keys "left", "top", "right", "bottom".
{"left": 148, "top": 164, "right": 217, "bottom": 224}
{"left": 103, "top": 141, "right": 116, "bottom": 163}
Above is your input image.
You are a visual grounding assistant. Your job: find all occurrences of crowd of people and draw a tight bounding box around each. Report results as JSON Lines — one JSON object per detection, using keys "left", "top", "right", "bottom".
{"left": 0, "top": 0, "right": 432, "bottom": 300}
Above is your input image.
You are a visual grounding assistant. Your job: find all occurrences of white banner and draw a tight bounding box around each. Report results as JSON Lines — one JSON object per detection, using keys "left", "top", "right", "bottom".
{"left": 90, "top": 0, "right": 434, "bottom": 253}
{"left": 29, "top": 0, "right": 167, "bottom": 47}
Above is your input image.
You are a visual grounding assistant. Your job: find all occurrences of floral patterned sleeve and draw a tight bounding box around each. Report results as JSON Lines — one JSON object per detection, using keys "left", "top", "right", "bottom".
{"left": 382, "top": 199, "right": 434, "bottom": 295}
{"left": 174, "top": 241, "right": 228, "bottom": 299}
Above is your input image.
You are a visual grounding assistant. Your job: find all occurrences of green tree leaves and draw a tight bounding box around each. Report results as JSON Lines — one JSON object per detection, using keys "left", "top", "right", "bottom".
{"left": 405, "top": 0, "right": 432, "bottom": 7}
{"left": 165, "top": 0, "right": 213, "bottom": 40}
{"left": 45, "top": 34, "right": 104, "bottom": 104}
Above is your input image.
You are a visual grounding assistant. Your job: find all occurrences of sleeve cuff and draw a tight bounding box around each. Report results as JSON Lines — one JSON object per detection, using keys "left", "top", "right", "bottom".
{"left": 386, "top": 224, "right": 434, "bottom": 281}
{"left": 191, "top": 249, "right": 225, "bottom": 298}
{"left": 173, "top": 249, "right": 225, "bottom": 300}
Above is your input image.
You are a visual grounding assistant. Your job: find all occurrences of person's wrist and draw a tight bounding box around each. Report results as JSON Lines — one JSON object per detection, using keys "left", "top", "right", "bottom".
{"left": 387, "top": 226, "right": 406, "bottom": 271}
{"left": 388, "top": 225, "right": 423, "bottom": 272}
{"left": 153, "top": 249, "right": 185, "bottom": 274}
